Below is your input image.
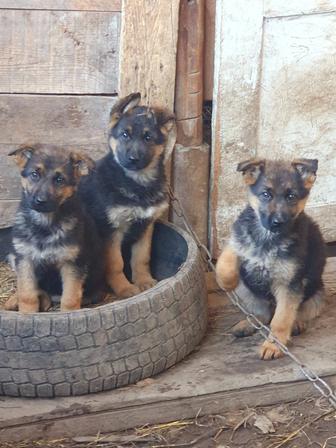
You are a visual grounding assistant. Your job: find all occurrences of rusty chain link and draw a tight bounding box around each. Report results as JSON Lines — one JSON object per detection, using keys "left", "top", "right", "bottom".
{"left": 167, "top": 185, "right": 336, "bottom": 409}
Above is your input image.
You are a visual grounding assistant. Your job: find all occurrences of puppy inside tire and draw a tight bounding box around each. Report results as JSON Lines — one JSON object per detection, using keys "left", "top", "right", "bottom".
{"left": 0, "top": 222, "right": 208, "bottom": 398}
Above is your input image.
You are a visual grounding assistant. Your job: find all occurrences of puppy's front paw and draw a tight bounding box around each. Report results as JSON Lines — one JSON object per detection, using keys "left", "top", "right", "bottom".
{"left": 117, "top": 284, "right": 141, "bottom": 299}
{"left": 260, "top": 340, "right": 283, "bottom": 360}
{"left": 215, "top": 246, "right": 239, "bottom": 291}
{"left": 4, "top": 293, "right": 19, "bottom": 311}
{"left": 134, "top": 275, "right": 157, "bottom": 292}
{"left": 216, "top": 272, "right": 239, "bottom": 291}
{"left": 19, "top": 297, "right": 40, "bottom": 313}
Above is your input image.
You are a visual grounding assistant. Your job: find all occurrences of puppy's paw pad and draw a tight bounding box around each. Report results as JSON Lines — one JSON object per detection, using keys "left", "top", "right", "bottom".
{"left": 117, "top": 285, "right": 141, "bottom": 299}
{"left": 260, "top": 341, "right": 283, "bottom": 360}
{"left": 232, "top": 320, "right": 256, "bottom": 338}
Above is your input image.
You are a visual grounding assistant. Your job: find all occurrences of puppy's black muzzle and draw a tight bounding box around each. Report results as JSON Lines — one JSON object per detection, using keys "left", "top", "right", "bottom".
{"left": 30, "top": 195, "right": 58, "bottom": 213}
{"left": 261, "top": 212, "right": 291, "bottom": 233}
{"left": 270, "top": 215, "right": 286, "bottom": 232}
{"left": 116, "top": 146, "right": 151, "bottom": 171}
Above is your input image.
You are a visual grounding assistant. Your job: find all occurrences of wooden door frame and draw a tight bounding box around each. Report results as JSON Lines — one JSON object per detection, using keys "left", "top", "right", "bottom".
{"left": 211, "top": 0, "right": 336, "bottom": 256}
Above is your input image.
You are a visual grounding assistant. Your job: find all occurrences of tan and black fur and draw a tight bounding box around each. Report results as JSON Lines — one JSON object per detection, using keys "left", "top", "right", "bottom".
{"left": 79, "top": 93, "right": 176, "bottom": 298}
{"left": 6, "top": 145, "right": 103, "bottom": 313}
{"left": 216, "top": 159, "right": 326, "bottom": 360}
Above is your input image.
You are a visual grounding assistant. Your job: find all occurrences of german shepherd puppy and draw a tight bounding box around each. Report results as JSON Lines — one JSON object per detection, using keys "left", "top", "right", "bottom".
{"left": 216, "top": 159, "right": 326, "bottom": 360}
{"left": 5, "top": 144, "right": 103, "bottom": 313}
{"left": 79, "top": 93, "right": 176, "bottom": 298}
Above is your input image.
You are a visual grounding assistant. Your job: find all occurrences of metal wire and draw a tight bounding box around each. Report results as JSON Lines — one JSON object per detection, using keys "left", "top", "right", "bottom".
{"left": 167, "top": 186, "right": 336, "bottom": 409}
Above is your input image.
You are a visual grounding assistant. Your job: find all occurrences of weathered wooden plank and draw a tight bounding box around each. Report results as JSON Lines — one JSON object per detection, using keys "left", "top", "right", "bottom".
{"left": 204, "top": 0, "right": 215, "bottom": 101}
{"left": 306, "top": 205, "right": 336, "bottom": 244}
{"left": 172, "top": 0, "right": 208, "bottom": 240}
{"left": 175, "top": 0, "right": 204, "bottom": 146}
{"left": 0, "top": 0, "right": 121, "bottom": 11}
{"left": 0, "top": 94, "right": 115, "bottom": 145}
{"left": 0, "top": 200, "right": 20, "bottom": 229}
{"left": 172, "top": 143, "right": 209, "bottom": 245}
{"left": 0, "top": 94, "right": 115, "bottom": 227}
{"left": 0, "top": 10, "right": 120, "bottom": 94}
{"left": 0, "top": 258, "right": 335, "bottom": 442}
{"left": 257, "top": 12, "right": 336, "bottom": 243}
{"left": 0, "top": 380, "right": 331, "bottom": 442}
{"left": 119, "top": 0, "right": 180, "bottom": 110}
{"left": 210, "top": 0, "right": 264, "bottom": 255}
{"left": 264, "top": 0, "right": 336, "bottom": 17}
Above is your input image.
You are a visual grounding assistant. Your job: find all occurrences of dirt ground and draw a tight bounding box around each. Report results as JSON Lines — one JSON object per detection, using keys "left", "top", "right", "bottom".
{"left": 1, "top": 397, "right": 335, "bottom": 448}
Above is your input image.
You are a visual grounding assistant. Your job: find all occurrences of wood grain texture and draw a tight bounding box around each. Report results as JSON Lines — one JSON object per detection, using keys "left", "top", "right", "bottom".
{"left": 0, "top": 381, "right": 326, "bottom": 441}
{"left": 119, "top": 0, "right": 180, "bottom": 109}
{"left": 172, "top": 143, "right": 210, "bottom": 245}
{"left": 175, "top": 0, "right": 204, "bottom": 146}
{"left": 0, "top": 94, "right": 115, "bottom": 227}
{"left": 204, "top": 0, "right": 215, "bottom": 101}
{"left": 305, "top": 205, "right": 336, "bottom": 244}
{"left": 1, "top": 258, "right": 335, "bottom": 441}
{"left": 210, "top": 0, "right": 264, "bottom": 255}
{"left": 0, "top": 10, "right": 120, "bottom": 94}
{"left": 0, "top": 1, "right": 121, "bottom": 11}
{"left": 258, "top": 12, "right": 336, "bottom": 222}
{"left": 264, "top": 0, "right": 336, "bottom": 17}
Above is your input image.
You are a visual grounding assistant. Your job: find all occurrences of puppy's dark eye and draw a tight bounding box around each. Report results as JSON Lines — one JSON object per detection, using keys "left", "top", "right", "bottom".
{"left": 286, "top": 192, "right": 297, "bottom": 202}
{"left": 54, "top": 175, "right": 65, "bottom": 186}
{"left": 143, "top": 132, "right": 152, "bottom": 142}
{"left": 260, "top": 190, "right": 273, "bottom": 202}
{"left": 261, "top": 191, "right": 272, "bottom": 200}
{"left": 122, "top": 130, "right": 130, "bottom": 139}
{"left": 30, "top": 171, "right": 40, "bottom": 182}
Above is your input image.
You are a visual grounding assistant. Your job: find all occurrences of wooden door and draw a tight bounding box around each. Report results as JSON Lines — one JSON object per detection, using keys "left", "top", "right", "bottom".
{"left": 211, "top": 0, "right": 336, "bottom": 256}
{"left": 0, "top": 0, "right": 180, "bottom": 228}
{"left": 0, "top": 0, "right": 121, "bottom": 228}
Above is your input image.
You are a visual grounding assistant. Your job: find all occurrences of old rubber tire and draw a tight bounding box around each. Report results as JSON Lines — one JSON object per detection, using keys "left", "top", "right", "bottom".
{"left": 0, "top": 222, "right": 208, "bottom": 397}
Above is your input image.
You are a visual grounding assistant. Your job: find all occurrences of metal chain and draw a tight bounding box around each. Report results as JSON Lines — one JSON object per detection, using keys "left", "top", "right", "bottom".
{"left": 167, "top": 186, "right": 336, "bottom": 409}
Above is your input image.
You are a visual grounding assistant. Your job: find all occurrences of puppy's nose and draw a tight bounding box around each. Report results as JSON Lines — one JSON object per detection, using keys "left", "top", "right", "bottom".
{"left": 271, "top": 216, "right": 285, "bottom": 227}
{"left": 34, "top": 196, "right": 47, "bottom": 205}
{"left": 128, "top": 154, "right": 139, "bottom": 162}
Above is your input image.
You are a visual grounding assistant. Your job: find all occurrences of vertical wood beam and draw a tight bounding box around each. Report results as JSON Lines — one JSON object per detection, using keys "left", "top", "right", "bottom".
{"left": 119, "top": 0, "right": 180, "bottom": 110}
{"left": 174, "top": 0, "right": 204, "bottom": 146}
{"left": 204, "top": 0, "right": 216, "bottom": 101}
{"left": 172, "top": 0, "right": 209, "bottom": 245}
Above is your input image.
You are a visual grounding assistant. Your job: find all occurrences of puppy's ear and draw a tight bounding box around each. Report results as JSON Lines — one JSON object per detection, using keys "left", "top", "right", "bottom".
{"left": 156, "top": 109, "right": 176, "bottom": 163}
{"left": 70, "top": 151, "right": 95, "bottom": 178}
{"left": 292, "top": 159, "right": 318, "bottom": 189}
{"left": 109, "top": 92, "right": 141, "bottom": 128}
{"left": 8, "top": 146, "right": 35, "bottom": 170}
{"left": 237, "top": 159, "right": 265, "bottom": 185}
{"left": 156, "top": 109, "right": 176, "bottom": 133}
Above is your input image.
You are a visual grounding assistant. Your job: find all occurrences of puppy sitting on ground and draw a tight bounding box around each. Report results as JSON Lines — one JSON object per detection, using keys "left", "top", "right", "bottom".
{"left": 216, "top": 158, "right": 326, "bottom": 360}
{"left": 5, "top": 144, "right": 103, "bottom": 313}
{"left": 80, "top": 93, "right": 176, "bottom": 298}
